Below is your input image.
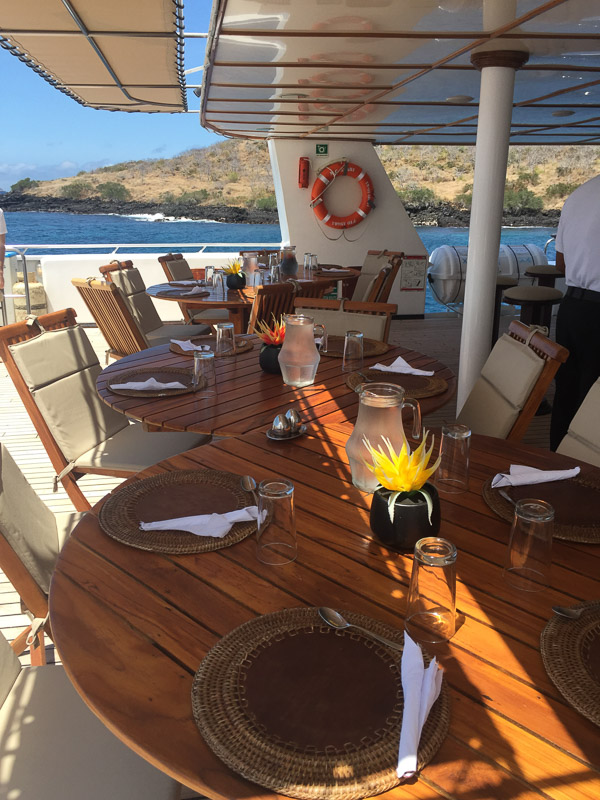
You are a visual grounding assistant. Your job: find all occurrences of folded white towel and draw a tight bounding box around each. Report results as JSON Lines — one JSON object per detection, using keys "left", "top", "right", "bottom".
{"left": 397, "top": 633, "right": 443, "bottom": 780}
{"left": 171, "top": 339, "right": 212, "bottom": 352}
{"left": 140, "top": 506, "right": 259, "bottom": 538}
{"left": 182, "top": 285, "right": 208, "bottom": 296}
{"left": 373, "top": 356, "right": 434, "bottom": 377}
{"left": 110, "top": 377, "right": 186, "bottom": 391}
{"left": 491, "top": 464, "right": 580, "bottom": 488}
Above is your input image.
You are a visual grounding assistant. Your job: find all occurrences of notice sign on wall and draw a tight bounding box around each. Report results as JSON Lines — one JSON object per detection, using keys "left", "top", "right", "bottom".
{"left": 315, "top": 144, "right": 328, "bottom": 157}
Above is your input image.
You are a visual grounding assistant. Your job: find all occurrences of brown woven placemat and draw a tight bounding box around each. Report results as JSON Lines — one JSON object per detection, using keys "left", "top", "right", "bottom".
{"left": 192, "top": 607, "right": 450, "bottom": 800}
{"left": 482, "top": 475, "right": 600, "bottom": 543}
{"left": 321, "top": 336, "right": 390, "bottom": 358}
{"left": 169, "top": 335, "right": 254, "bottom": 357}
{"left": 346, "top": 369, "right": 447, "bottom": 399}
{"left": 540, "top": 602, "right": 600, "bottom": 727}
{"left": 107, "top": 367, "right": 194, "bottom": 398}
{"left": 98, "top": 469, "right": 256, "bottom": 554}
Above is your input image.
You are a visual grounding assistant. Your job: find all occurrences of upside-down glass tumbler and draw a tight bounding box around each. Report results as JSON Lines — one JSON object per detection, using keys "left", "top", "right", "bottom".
{"left": 405, "top": 537, "right": 457, "bottom": 643}
{"left": 256, "top": 479, "right": 297, "bottom": 565}
{"left": 503, "top": 499, "right": 553, "bottom": 592}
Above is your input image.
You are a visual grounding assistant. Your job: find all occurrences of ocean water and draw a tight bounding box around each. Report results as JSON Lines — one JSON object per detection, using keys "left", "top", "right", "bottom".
{"left": 3, "top": 210, "right": 558, "bottom": 313}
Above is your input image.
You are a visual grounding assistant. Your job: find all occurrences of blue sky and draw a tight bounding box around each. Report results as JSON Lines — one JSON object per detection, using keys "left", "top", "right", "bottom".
{"left": 0, "top": 3, "right": 223, "bottom": 191}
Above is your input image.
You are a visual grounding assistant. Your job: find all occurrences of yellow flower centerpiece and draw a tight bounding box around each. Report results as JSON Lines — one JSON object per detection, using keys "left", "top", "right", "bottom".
{"left": 363, "top": 432, "right": 442, "bottom": 550}
{"left": 222, "top": 259, "right": 246, "bottom": 289}
{"left": 223, "top": 259, "right": 243, "bottom": 275}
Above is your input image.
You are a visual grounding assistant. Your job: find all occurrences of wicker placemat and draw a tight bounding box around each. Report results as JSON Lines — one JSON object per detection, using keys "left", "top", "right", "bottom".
{"left": 482, "top": 475, "right": 600, "bottom": 543}
{"left": 192, "top": 607, "right": 450, "bottom": 800}
{"left": 320, "top": 336, "right": 390, "bottom": 359}
{"left": 540, "top": 602, "right": 600, "bottom": 727}
{"left": 107, "top": 367, "right": 195, "bottom": 397}
{"left": 169, "top": 335, "right": 254, "bottom": 357}
{"left": 346, "top": 369, "right": 447, "bottom": 399}
{"left": 98, "top": 469, "right": 256, "bottom": 553}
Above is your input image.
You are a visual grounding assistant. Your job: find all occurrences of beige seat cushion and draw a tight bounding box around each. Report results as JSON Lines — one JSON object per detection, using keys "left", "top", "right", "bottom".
{"left": 190, "top": 309, "right": 230, "bottom": 324}
{"left": 74, "top": 422, "right": 209, "bottom": 472}
{"left": 165, "top": 259, "right": 193, "bottom": 280}
{"left": 147, "top": 322, "right": 211, "bottom": 345}
{"left": 302, "top": 308, "right": 387, "bottom": 341}
{"left": 457, "top": 334, "right": 544, "bottom": 438}
{"left": 557, "top": 379, "right": 600, "bottom": 467}
{"left": 55, "top": 511, "right": 86, "bottom": 549}
{"left": 0, "top": 647, "right": 179, "bottom": 799}
{"left": 110, "top": 268, "right": 164, "bottom": 333}
{"left": 351, "top": 253, "right": 392, "bottom": 302}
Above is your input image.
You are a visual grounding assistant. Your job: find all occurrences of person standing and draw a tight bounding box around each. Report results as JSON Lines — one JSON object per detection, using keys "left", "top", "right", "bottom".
{"left": 0, "top": 208, "right": 6, "bottom": 292}
{"left": 550, "top": 174, "right": 600, "bottom": 450}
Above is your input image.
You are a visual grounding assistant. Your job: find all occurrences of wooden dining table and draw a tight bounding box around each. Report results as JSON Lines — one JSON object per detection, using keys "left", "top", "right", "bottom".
{"left": 96, "top": 337, "right": 456, "bottom": 437}
{"left": 49, "top": 429, "right": 600, "bottom": 800}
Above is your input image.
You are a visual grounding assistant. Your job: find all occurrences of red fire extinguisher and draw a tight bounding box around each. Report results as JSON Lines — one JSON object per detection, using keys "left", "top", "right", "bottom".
{"left": 298, "top": 157, "right": 310, "bottom": 189}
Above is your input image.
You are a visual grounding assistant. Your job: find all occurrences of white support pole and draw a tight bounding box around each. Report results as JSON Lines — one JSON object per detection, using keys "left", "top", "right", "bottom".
{"left": 456, "top": 63, "right": 518, "bottom": 412}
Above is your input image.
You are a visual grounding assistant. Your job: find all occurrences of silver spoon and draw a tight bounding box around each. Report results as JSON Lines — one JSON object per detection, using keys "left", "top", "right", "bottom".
{"left": 552, "top": 605, "right": 585, "bottom": 620}
{"left": 318, "top": 607, "right": 403, "bottom": 652}
{"left": 240, "top": 475, "right": 258, "bottom": 506}
{"left": 498, "top": 488, "right": 517, "bottom": 507}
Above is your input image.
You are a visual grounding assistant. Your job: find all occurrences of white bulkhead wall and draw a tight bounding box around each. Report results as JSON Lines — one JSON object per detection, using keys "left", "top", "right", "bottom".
{"left": 268, "top": 140, "right": 428, "bottom": 313}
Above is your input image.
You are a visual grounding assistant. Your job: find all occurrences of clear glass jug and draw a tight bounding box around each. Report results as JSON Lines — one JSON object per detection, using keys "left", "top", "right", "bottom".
{"left": 278, "top": 314, "right": 320, "bottom": 388}
{"left": 345, "top": 382, "right": 422, "bottom": 492}
{"left": 279, "top": 245, "right": 298, "bottom": 277}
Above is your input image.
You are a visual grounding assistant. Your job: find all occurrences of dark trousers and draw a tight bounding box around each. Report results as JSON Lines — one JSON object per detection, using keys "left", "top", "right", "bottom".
{"left": 550, "top": 295, "right": 600, "bottom": 450}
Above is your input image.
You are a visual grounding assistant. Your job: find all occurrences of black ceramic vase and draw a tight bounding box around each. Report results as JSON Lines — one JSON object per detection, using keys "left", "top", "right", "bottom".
{"left": 259, "top": 344, "right": 282, "bottom": 374}
{"left": 369, "top": 482, "right": 441, "bottom": 552}
{"left": 226, "top": 272, "right": 246, "bottom": 290}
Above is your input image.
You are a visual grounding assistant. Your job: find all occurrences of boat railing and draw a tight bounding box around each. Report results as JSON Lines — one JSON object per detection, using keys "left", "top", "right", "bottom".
{"left": 3, "top": 241, "right": 283, "bottom": 319}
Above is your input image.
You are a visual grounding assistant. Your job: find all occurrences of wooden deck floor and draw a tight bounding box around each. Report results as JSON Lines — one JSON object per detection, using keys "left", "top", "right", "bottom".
{"left": 0, "top": 312, "right": 554, "bottom": 664}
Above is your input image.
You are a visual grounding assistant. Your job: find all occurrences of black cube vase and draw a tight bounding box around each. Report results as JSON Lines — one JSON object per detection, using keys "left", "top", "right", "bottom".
{"left": 369, "top": 483, "right": 441, "bottom": 552}
{"left": 226, "top": 273, "right": 246, "bottom": 290}
{"left": 259, "top": 344, "right": 282, "bottom": 374}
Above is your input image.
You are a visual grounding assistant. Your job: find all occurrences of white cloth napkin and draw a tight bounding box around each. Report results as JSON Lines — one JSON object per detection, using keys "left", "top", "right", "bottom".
{"left": 372, "top": 356, "right": 434, "bottom": 377}
{"left": 397, "top": 633, "right": 443, "bottom": 780}
{"left": 320, "top": 267, "right": 347, "bottom": 272}
{"left": 110, "top": 377, "right": 186, "bottom": 391}
{"left": 182, "top": 285, "right": 208, "bottom": 296}
{"left": 171, "top": 339, "right": 212, "bottom": 352}
{"left": 491, "top": 463, "right": 580, "bottom": 488}
{"left": 170, "top": 280, "right": 198, "bottom": 287}
{"left": 139, "top": 506, "right": 259, "bottom": 538}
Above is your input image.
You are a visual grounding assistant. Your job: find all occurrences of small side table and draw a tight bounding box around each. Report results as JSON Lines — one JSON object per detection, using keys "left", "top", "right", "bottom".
{"left": 492, "top": 275, "right": 518, "bottom": 346}
{"left": 502, "top": 285, "right": 563, "bottom": 331}
{"left": 525, "top": 265, "right": 563, "bottom": 288}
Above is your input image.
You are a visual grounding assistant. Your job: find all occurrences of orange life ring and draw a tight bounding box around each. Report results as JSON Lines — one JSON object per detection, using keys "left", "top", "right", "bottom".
{"left": 310, "top": 161, "right": 375, "bottom": 230}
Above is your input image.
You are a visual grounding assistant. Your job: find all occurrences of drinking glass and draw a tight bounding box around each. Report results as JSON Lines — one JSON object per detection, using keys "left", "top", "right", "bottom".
{"left": 314, "top": 323, "right": 327, "bottom": 353}
{"left": 270, "top": 263, "right": 281, "bottom": 283}
{"left": 405, "top": 537, "right": 457, "bottom": 643}
{"left": 215, "top": 322, "right": 236, "bottom": 356}
{"left": 303, "top": 252, "right": 311, "bottom": 277}
{"left": 503, "top": 499, "right": 553, "bottom": 591}
{"left": 256, "top": 479, "right": 297, "bottom": 565}
{"left": 310, "top": 254, "right": 319, "bottom": 272}
{"left": 204, "top": 265, "right": 214, "bottom": 286}
{"left": 435, "top": 423, "right": 471, "bottom": 494}
{"left": 192, "top": 351, "right": 217, "bottom": 397}
{"left": 342, "top": 330, "right": 364, "bottom": 373}
{"left": 213, "top": 271, "right": 225, "bottom": 297}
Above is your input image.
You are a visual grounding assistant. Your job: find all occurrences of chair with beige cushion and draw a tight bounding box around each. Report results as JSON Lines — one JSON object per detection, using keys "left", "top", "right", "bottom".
{"left": 350, "top": 250, "right": 403, "bottom": 303}
{"left": 0, "top": 310, "right": 209, "bottom": 511}
{"left": 557, "top": 378, "right": 600, "bottom": 466}
{"left": 158, "top": 253, "right": 229, "bottom": 327}
{"left": 0, "top": 630, "right": 180, "bottom": 799}
{"left": 293, "top": 297, "right": 397, "bottom": 342}
{"left": 457, "top": 321, "right": 569, "bottom": 441}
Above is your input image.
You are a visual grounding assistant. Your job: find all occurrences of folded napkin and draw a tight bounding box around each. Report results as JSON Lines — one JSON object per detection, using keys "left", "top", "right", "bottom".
{"left": 372, "top": 356, "right": 434, "bottom": 377}
{"left": 171, "top": 339, "right": 212, "bottom": 352}
{"left": 170, "top": 280, "right": 198, "bottom": 287}
{"left": 182, "top": 285, "right": 208, "bottom": 296}
{"left": 320, "top": 267, "right": 346, "bottom": 272}
{"left": 491, "top": 463, "right": 580, "bottom": 488}
{"left": 110, "top": 377, "right": 186, "bottom": 391}
{"left": 397, "top": 633, "right": 443, "bottom": 780}
{"left": 140, "top": 506, "right": 259, "bottom": 538}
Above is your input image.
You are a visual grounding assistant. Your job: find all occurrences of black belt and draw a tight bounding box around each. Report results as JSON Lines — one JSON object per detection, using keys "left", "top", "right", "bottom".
{"left": 565, "top": 286, "right": 600, "bottom": 303}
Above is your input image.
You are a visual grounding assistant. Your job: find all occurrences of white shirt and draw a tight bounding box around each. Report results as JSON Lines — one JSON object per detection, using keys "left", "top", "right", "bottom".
{"left": 555, "top": 175, "right": 600, "bottom": 292}
{"left": 0, "top": 209, "right": 6, "bottom": 237}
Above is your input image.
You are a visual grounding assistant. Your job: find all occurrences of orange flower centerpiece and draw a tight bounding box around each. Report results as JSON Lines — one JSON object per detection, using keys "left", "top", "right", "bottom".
{"left": 254, "top": 315, "right": 286, "bottom": 374}
{"left": 222, "top": 258, "right": 246, "bottom": 290}
{"left": 363, "top": 432, "right": 441, "bottom": 551}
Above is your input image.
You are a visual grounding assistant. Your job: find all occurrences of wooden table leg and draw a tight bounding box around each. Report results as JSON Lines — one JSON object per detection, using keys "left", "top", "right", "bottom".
{"left": 228, "top": 308, "right": 250, "bottom": 335}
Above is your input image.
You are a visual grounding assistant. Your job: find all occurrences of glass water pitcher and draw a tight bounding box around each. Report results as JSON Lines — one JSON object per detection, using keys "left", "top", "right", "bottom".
{"left": 278, "top": 314, "right": 320, "bottom": 388}
{"left": 345, "top": 382, "right": 422, "bottom": 492}
{"left": 279, "top": 245, "right": 298, "bottom": 277}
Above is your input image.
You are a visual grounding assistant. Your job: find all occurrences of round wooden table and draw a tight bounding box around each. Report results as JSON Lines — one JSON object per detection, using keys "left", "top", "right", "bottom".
{"left": 49, "top": 432, "right": 600, "bottom": 799}
{"left": 147, "top": 282, "right": 256, "bottom": 335}
{"left": 96, "top": 338, "right": 456, "bottom": 437}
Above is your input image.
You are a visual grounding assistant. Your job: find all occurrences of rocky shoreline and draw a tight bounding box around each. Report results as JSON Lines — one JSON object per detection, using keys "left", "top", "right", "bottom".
{"left": 1, "top": 192, "right": 561, "bottom": 229}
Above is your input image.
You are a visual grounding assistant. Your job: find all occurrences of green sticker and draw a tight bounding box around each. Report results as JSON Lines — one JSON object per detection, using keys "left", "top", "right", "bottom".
{"left": 315, "top": 144, "right": 328, "bottom": 156}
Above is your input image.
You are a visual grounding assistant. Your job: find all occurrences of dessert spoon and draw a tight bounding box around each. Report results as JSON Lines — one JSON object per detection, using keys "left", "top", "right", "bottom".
{"left": 240, "top": 474, "right": 258, "bottom": 506}
{"left": 318, "top": 607, "right": 403, "bottom": 652}
{"left": 552, "top": 605, "right": 584, "bottom": 620}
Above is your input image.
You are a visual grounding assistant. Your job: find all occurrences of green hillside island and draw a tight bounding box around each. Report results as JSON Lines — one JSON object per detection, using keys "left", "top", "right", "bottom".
{"left": 4, "top": 140, "right": 600, "bottom": 226}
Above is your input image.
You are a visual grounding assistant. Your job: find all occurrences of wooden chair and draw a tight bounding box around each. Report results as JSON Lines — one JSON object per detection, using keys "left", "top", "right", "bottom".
{"left": 0, "top": 309, "right": 209, "bottom": 511}
{"left": 349, "top": 250, "right": 404, "bottom": 302}
{"left": 247, "top": 283, "right": 296, "bottom": 333}
{"left": 293, "top": 297, "right": 397, "bottom": 342}
{"left": 557, "top": 378, "right": 600, "bottom": 466}
{"left": 0, "top": 443, "right": 85, "bottom": 663}
{"left": 0, "top": 630, "right": 180, "bottom": 800}
{"left": 158, "top": 252, "right": 229, "bottom": 328}
{"left": 457, "top": 321, "right": 569, "bottom": 442}
{"left": 292, "top": 279, "right": 335, "bottom": 300}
